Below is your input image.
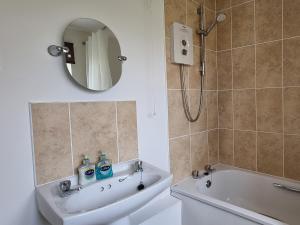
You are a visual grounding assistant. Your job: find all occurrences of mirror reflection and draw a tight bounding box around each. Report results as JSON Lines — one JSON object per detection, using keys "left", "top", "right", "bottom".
{"left": 63, "top": 18, "right": 123, "bottom": 91}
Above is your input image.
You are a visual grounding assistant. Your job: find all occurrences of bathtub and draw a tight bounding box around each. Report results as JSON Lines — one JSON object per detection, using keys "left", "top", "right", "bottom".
{"left": 171, "top": 164, "right": 300, "bottom": 225}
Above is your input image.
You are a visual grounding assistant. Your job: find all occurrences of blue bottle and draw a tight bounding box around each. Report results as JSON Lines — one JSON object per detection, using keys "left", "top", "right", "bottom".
{"left": 96, "top": 153, "right": 113, "bottom": 180}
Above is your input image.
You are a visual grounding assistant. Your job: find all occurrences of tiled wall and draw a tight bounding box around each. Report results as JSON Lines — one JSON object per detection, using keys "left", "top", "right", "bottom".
{"left": 31, "top": 101, "right": 138, "bottom": 185}
{"left": 165, "top": 0, "right": 219, "bottom": 183}
{"left": 216, "top": 0, "right": 300, "bottom": 181}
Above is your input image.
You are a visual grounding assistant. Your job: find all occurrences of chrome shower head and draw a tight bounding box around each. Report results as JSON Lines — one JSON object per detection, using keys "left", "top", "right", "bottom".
{"left": 216, "top": 13, "right": 226, "bottom": 23}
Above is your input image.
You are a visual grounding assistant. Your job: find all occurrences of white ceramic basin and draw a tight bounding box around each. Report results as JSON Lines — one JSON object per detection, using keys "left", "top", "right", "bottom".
{"left": 36, "top": 160, "right": 172, "bottom": 225}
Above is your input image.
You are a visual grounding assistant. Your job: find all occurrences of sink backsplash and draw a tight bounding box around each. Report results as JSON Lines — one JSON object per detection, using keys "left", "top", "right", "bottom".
{"left": 30, "top": 101, "right": 138, "bottom": 185}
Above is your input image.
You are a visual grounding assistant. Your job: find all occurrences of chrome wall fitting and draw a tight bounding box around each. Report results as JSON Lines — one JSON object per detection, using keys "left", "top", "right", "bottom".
{"left": 48, "top": 45, "right": 69, "bottom": 57}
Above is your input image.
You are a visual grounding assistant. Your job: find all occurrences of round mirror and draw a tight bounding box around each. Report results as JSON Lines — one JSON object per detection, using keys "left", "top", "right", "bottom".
{"left": 63, "top": 18, "right": 124, "bottom": 91}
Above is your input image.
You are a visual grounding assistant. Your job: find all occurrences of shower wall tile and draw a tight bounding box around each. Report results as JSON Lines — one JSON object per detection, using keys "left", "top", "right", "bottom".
{"left": 233, "top": 89, "right": 256, "bottom": 131}
{"left": 205, "top": 0, "right": 216, "bottom": 11}
{"left": 218, "top": 91, "right": 233, "bottom": 129}
{"left": 166, "top": 38, "right": 181, "bottom": 89}
{"left": 170, "top": 136, "right": 191, "bottom": 184}
{"left": 31, "top": 103, "right": 73, "bottom": 185}
{"left": 284, "top": 134, "right": 300, "bottom": 180}
{"left": 168, "top": 90, "right": 190, "bottom": 138}
{"left": 234, "top": 130, "right": 256, "bottom": 171}
{"left": 217, "top": 9, "right": 231, "bottom": 50}
{"left": 191, "top": 132, "right": 209, "bottom": 170}
{"left": 208, "top": 129, "right": 219, "bottom": 164}
{"left": 31, "top": 101, "right": 138, "bottom": 185}
{"left": 283, "top": 37, "right": 300, "bottom": 86}
{"left": 257, "top": 132, "right": 283, "bottom": 177}
{"left": 189, "top": 46, "right": 201, "bottom": 89}
{"left": 232, "top": 46, "right": 255, "bottom": 89}
{"left": 232, "top": 2, "right": 254, "bottom": 48}
{"left": 219, "top": 129, "right": 233, "bottom": 165}
{"left": 255, "top": 0, "right": 282, "bottom": 43}
{"left": 256, "top": 41, "right": 282, "bottom": 88}
{"left": 283, "top": 0, "right": 300, "bottom": 38}
{"left": 256, "top": 88, "right": 283, "bottom": 133}
{"left": 117, "top": 101, "right": 138, "bottom": 162}
{"left": 164, "top": 0, "right": 186, "bottom": 37}
{"left": 206, "top": 50, "right": 217, "bottom": 90}
{"left": 70, "top": 102, "right": 118, "bottom": 169}
{"left": 207, "top": 91, "right": 218, "bottom": 129}
{"left": 231, "top": 0, "right": 251, "bottom": 7}
{"left": 187, "top": 0, "right": 201, "bottom": 47}
{"left": 217, "top": 50, "right": 232, "bottom": 90}
{"left": 284, "top": 87, "right": 300, "bottom": 134}
{"left": 216, "top": 0, "right": 230, "bottom": 11}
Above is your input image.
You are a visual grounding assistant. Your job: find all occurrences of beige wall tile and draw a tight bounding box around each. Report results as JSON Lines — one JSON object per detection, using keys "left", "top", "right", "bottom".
{"left": 232, "top": 2, "right": 254, "bottom": 48}
{"left": 208, "top": 129, "right": 219, "bottom": 164}
{"left": 189, "top": 46, "right": 201, "bottom": 89}
{"left": 217, "top": 50, "right": 232, "bottom": 90}
{"left": 219, "top": 129, "right": 233, "bottom": 165}
{"left": 231, "top": 0, "right": 250, "bottom": 7}
{"left": 233, "top": 89, "right": 256, "bottom": 131}
{"left": 206, "top": 50, "right": 217, "bottom": 90}
{"left": 234, "top": 130, "right": 256, "bottom": 170}
{"left": 207, "top": 91, "right": 218, "bottom": 129}
{"left": 284, "top": 87, "right": 300, "bottom": 134}
{"left": 117, "top": 101, "right": 138, "bottom": 162}
{"left": 191, "top": 132, "right": 209, "bottom": 170}
{"left": 284, "top": 135, "right": 300, "bottom": 180}
{"left": 205, "top": 8, "right": 217, "bottom": 51}
{"left": 31, "top": 103, "right": 73, "bottom": 185}
{"left": 170, "top": 136, "right": 191, "bottom": 183}
{"left": 232, "top": 46, "right": 255, "bottom": 89}
{"left": 70, "top": 102, "right": 118, "bottom": 170}
{"left": 166, "top": 38, "right": 181, "bottom": 89}
{"left": 217, "top": 9, "right": 231, "bottom": 50}
{"left": 283, "top": 0, "right": 300, "bottom": 38}
{"left": 257, "top": 132, "right": 283, "bottom": 177}
{"left": 255, "top": 0, "right": 282, "bottom": 43}
{"left": 168, "top": 90, "right": 190, "bottom": 138}
{"left": 256, "top": 41, "right": 283, "bottom": 88}
{"left": 216, "top": 0, "right": 230, "bottom": 11}
{"left": 190, "top": 90, "right": 207, "bottom": 133}
{"left": 257, "top": 88, "right": 283, "bottom": 133}
{"left": 165, "top": 0, "right": 186, "bottom": 38}
{"left": 218, "top": 91, "right": 233, "bottom": 129}
{"left": 187, "top": 0, "right": 201, "bottom": 47}
{"left": 205, "top": 0, "right": 216, "bottom": 11}
{"left": 283, "top": 37, "right": 300, "bottom": 86}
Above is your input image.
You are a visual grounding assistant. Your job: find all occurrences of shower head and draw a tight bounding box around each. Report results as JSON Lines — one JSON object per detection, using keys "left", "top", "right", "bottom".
{"left": 216, "top": 13, "right": 226, "bottom": 22}
{"left": 204, "top": 13, "right": 226, "bottom": 35}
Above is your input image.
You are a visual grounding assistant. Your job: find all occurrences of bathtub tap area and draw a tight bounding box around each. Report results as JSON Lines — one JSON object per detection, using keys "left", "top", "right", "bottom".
{"left": 171, "top": 165, "right": 300, "bottom": 225}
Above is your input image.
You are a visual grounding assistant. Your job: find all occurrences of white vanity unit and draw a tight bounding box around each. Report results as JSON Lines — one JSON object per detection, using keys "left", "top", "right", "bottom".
{"left": 36, "top": 160, "right": 174, "bottom": 225}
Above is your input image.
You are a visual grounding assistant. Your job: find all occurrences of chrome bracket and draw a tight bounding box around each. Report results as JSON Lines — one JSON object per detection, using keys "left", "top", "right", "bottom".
{"left": 48, "top": 45, "right": 69, "bottom": 57}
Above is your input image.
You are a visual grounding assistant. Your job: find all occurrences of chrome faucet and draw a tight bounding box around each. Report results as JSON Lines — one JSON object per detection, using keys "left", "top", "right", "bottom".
{"left": 192, "top": 164, "right": 215, "bottom": 179}
{"left": 58, "top": 180, "right": 81, "bottom": 197}
{"left": 135, "top": 160, "right": 143, "bottom": 172}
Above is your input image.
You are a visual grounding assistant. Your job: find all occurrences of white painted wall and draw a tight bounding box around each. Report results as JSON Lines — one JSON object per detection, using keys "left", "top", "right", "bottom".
{"left": 0, "top": 1, "right": 169, "bottom": 225}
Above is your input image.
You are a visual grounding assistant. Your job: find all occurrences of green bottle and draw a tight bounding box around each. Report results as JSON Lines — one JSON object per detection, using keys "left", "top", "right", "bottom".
{"left": 96, "top": 153, "right": 113, "bottom": 180}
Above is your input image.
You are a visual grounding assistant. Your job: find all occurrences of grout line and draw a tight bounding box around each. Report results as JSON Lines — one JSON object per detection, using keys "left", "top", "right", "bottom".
{"left": 115, "top": 102, "right": 120, "bottom": 163}
{"left": 217, "top": 86, "right": 300, "bottom": 91}
{"left": 217, "top": 0, "right": 254, "bottom": 13}
{"left": 254, "top": 0, "right": 258, "bottom": 172}
{"left": 282, "top": 0, "right": 285, "bottom": 178}
{"left": 68, "top": 103, "right": 75, "bottom": 176}
{"left": 230, "top": 4, "right": 234, "bottom": 166}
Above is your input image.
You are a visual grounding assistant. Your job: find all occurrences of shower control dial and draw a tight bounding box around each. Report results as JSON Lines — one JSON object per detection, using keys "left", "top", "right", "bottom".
{"left": 182, "top": 49, "right": 188, "bottom": 55}
{"left": 182, "top": 40, "right": 187, "bottom": 46}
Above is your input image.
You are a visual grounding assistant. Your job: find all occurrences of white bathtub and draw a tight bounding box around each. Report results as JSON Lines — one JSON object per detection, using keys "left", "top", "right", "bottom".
{"left": 171, "top": 164, "right": 300, "bottom": 225}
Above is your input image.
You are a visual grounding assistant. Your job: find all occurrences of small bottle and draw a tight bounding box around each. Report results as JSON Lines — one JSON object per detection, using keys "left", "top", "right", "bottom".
{"left": 96, "top": 153, "right": 113, "bottom": 180}
{"left": 78, "top": 155, "right": 96, "bottom": 185}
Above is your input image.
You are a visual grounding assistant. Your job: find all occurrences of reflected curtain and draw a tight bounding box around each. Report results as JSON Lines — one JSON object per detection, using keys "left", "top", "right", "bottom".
{"left": 86, "top": 30, "right": 112, "bottom": 90}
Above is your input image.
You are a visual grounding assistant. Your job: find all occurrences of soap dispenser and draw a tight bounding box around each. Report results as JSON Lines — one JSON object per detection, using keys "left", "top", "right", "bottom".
{"left": 78, "top": 155, "right": 96, "bottom": 186}
{"left": 96, "top": 152, "right": 113, "bottom": 180}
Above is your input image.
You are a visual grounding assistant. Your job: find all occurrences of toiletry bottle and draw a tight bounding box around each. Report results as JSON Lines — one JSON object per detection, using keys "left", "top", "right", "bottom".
{"left": 96, "top": 153, "right": 113, "bottom": 180}
{"left": 78, "top": 155, "right": 96, "bottom": 185}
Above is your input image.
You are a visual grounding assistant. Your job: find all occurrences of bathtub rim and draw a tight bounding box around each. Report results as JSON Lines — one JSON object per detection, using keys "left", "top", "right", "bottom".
{"left": 170, "top": 164, "right": 299, "bottom": 225}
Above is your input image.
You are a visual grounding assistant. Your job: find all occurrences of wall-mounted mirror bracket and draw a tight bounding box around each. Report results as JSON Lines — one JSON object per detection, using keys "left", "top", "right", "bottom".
{"left": 48, "top": 45, "right": 69, "bottom": 57}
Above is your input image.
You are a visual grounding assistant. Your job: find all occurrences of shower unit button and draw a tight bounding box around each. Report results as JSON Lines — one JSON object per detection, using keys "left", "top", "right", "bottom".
{"left": 170, "top": 22, "right": 194, "bottom": 66}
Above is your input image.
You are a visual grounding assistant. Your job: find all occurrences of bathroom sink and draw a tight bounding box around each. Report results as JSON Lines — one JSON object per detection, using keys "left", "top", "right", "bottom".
{"left": 36, "top": 160, "right": 172, "bottom": 225}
